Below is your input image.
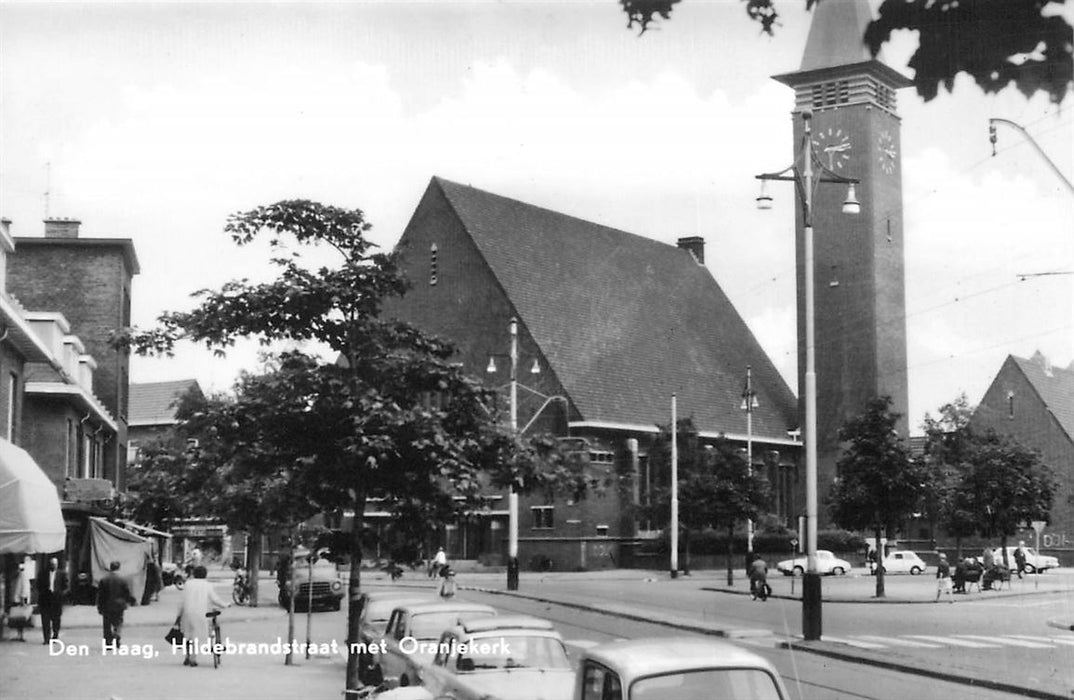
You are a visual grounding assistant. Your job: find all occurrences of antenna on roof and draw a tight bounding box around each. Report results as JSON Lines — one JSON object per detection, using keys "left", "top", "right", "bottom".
{"left": 44, "top": 161, "right": 52, "bottom": 218}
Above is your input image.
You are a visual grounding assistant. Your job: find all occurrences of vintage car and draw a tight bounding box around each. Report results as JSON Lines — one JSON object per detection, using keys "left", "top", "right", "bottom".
{"left": 356, "top": 591, "right": 436, "bottom": 684}
{"left": 776, "top": 549, "right": 852, "bottom": 576}
{"left": 574, "top": 637, "right": 789, "bottom": 700}
{"left": 991, "top": 546, "right": 1060, "bottom": 573}
{"left": 278, "top": 558, "right": 345, "bottom": 611}
{"left": 398, "top": 616, "right": 575, "bottom": 700}
{"left": 378, "top": 601, "right": 499, "bottom": 687}
{"left": 869, "top": 550, "right": 928, "bottom": 575}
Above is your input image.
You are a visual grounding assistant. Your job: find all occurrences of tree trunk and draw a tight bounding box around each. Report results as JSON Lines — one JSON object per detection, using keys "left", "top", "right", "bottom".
{"left": 726, "top": 525, "right": 734, "bottom": 586}
{"left": 247, "top": 529, "right": 262, "bottom": 607}
{"left": 683, "top": 529, "right": 691, "bottom": 575}
{"left": 954, "top": 535, "right": 962, "bottom": 561}
{"left": 999, "top": 534, "right": 1009, "bottom": 568}
{"left": 344, "top": 500, "right": 366, "bottom": 699}
{"left": 285, "top": 532, "right": 296, "bottom": 665}
{"left": 874, "top": 527, "right": 885, "bottom": 598}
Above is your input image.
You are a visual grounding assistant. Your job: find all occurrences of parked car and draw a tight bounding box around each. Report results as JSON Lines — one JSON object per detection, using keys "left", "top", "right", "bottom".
{"left": 355, "top": 591, "right": 436, "bottom": 683}
{"left": 991, "top": 546, "right": 1060, "bottom": 573}
{"left": 408, "top": 616, "right": 575, "bottom": 700}
{"left": 869, "top": 550, "right": 928, "bottom": 575}
{"left": 278, "top": 558, "right": 345, "bottom": 611}
{"left": 776, "top": 550, "right": 852, "bottom": 576}
{"left": 378, "top": 601, "right": 499, "bottom": 687}
{"left": 574, "top": 637, "right": 789, "bottom": 700}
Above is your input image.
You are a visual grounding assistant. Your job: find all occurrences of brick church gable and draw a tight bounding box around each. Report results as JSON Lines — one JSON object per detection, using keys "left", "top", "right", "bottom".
{"left": 389, "top": 177, "right": 798, "bottom": 441}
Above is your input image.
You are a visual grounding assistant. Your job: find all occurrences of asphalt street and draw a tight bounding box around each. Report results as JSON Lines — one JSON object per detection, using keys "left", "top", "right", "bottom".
{"left": 1, "top": 566, "right": 1071, "bottom": 700}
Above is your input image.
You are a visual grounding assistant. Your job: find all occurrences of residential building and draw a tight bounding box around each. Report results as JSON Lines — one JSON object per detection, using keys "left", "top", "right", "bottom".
{"left": 970, "top": 352, "right": 1074, "bottom": 562}
{"left": 128, "top": 379, "right": 204, "bottom": 462}
{"left": 7, "top": 218, "right": 139, "bottom": 492}
{"left": 384, "top": 177, "right": 802, "bottom": 569}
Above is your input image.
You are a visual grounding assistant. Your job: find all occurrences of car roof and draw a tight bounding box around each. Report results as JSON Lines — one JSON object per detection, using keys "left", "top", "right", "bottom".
{"left": 361, "top": 590, "right": 433, "bottom": 603}
{"left": 395, "top": 601, "right": 498, "bottom": 616}
{"left": 582, "top": 637, "right": 781, "bottom": 687}
{"left": 458, "top": 615, "right": 555, "bottom": 634}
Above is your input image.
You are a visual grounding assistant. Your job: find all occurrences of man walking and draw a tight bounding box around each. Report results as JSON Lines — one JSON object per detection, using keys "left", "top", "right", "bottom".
{"left": 935, "top": 553, "right": 954, "bottom": 603}
{"left": 1014, "top": 542, "right": 1028, "bottom": 579}
{"left": 96, "top": 561, "right": 135, "bottom": 646}
{"left": 36, "top": 557, "right": 68, "bottom": 644}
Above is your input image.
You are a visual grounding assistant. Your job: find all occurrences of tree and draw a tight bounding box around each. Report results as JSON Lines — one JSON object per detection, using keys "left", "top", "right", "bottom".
{"left": 919, "top": 394, "right": 978, "bottom": 558}
{"left": 620, "top": 0, "right": 1073, "bottom": 104}
{"left": 829, "top": 396, "right": 928, "bottom": 598}
{"left": 115, "top": 200, "right": 583, "bottom": 696}
{"left": 958, "top": 429, "right": 1056, "bottom": 566}
{"left": 641, "top": 418, "right": 770, "bottom": 584}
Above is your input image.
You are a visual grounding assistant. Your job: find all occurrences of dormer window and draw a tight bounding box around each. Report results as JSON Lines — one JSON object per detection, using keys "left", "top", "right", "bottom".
{"left": 430, "top": 243, "right": 439, "bottom": 286}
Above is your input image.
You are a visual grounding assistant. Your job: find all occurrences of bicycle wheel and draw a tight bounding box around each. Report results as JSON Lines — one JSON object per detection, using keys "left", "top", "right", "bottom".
{"left": 212, "top": 622, "right": 221, "bottom": 668}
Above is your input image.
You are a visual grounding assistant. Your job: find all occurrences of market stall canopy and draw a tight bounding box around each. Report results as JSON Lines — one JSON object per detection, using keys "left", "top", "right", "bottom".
{"left": 89, "top": 516, "right": 151, "bottom": 601}
{"left": 0, "top": 438, "right": 66, "bottom": 554}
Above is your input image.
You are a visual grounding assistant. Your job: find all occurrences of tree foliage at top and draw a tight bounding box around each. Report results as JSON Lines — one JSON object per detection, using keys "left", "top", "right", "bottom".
{"left": 115, "top": 200, "right": 585, "bottom": 693}
{"left": 829, "top": 396, "right": 928, "bottom": 596}
{"left": 620, "top": 0, "right": 1073, "bottom": 104}
{"left": 918, "top": 394, "right": 979, "bottom": 546}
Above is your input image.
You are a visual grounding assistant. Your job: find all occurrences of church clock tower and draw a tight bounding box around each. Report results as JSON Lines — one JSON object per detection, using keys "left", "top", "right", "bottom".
{"left": 773, "top": 0, "right": 912, "bottom": 513}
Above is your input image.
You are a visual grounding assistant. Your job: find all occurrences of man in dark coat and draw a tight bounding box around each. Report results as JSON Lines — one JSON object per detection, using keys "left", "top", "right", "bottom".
{"left": 36, "top": 557, "right": 68, "bottom": 644}
{"left": 96, "top": 561, "right": 135, "bottom": 646}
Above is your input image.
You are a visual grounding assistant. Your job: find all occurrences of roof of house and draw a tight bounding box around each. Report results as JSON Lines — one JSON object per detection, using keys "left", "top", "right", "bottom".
{"left": 1013, "top": 353, "right": 1074, "bottom": 442}
{"left": 128, "top": 379, "right": 202, "bottom": 427}
{"left": 431, "top": 177, "right": 799, "bottom": 440}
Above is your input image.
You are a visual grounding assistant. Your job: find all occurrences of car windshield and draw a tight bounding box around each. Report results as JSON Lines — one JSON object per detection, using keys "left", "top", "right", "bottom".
{"left": 457, "top": 635, "right": 570, "bottom": 670}
{"left": 410, "top": 611, "right": 494, "bottom": 640}
{"left": 631, "top": 669, "right": 783, "bottom": 700}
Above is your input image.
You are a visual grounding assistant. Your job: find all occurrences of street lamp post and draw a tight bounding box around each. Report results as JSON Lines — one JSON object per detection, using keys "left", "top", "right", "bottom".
{"left": 742, "top": 365, "right": 758, "bottom": 559}
{"left": 755, "top": 109, "right": 859, "bottom": 641}
{"left": 488, "top": 317, "right": 568, "bottom": 591}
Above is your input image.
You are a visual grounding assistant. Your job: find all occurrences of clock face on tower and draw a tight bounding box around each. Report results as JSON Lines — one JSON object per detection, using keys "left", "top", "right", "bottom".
{"left": 877, "top": 130, "right": 897, "bottom": 175}
{"left": 812, "top": 126, "right": 852, "bottom": 171}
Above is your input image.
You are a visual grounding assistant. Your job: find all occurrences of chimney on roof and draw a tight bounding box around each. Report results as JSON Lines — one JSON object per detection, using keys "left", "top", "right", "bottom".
{"left": 676, "top": 236, "right": 705, "bottom": 265}
{"left": 1031, "top": 350, "right": 1053, "bottom": 377}
{"left": 44, "top": 218, "right": 81, "bottom": 238}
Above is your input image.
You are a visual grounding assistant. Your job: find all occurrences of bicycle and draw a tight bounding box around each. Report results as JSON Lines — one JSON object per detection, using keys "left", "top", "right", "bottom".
{"left": 206, "top": 610, "right": 222, "bottom": 669}
{"left": 231, "top": 571, "right": 251, "bottom": 606}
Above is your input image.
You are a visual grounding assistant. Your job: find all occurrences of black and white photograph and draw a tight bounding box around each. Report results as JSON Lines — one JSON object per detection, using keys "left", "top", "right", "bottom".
{"left": 1, "top": 1, "right": 1072, "bottom": 698}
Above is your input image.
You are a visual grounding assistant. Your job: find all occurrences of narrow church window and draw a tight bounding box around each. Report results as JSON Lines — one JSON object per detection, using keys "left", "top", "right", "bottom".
{"left": 430, "top": 243, "right": 439, "bottom": 286}
{"left": 1007, "top": 390, "right": 1015, "bottom": 419}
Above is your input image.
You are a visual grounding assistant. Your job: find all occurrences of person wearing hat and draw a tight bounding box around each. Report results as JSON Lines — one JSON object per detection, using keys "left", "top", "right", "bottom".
{"left": 935, "top": 553, "right": 954, "bottom": 603}
{"left": 96, "top": 561, "right": 135, "bottom": 646}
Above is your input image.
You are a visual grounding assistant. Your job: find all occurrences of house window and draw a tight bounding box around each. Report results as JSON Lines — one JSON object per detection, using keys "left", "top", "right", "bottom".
{"left": 127, "top": 440, "right": 140, "bottom": 466}
{"left": 430, "top": 243, "right": 439, "bottom": 286}
{"left": 6, "top": 372, "right": 16, "bottom": 441}
{"left": 83, "top": 434, "right": 93, "bottom": 478}
{"left": 596, "top": 525, "right": 609, "bottom": 537}
{"left": 532, "top": 506, "right": 554, "bottom": 529}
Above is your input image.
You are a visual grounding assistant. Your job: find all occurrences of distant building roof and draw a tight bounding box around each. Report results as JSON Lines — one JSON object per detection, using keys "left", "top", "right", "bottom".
{"left": 128, "top": 379, "right": 202, "bottom": 427}
{"left": 1013, "top": 353, "right": 1074, "bottom": 441}
{"left": 423, "top": 177, "right": 799, "bottom": 440}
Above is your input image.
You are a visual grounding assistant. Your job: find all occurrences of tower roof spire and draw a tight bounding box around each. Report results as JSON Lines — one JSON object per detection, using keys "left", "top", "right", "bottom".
{"left": 800, "top": 0, "right": 875, "bottom": 71}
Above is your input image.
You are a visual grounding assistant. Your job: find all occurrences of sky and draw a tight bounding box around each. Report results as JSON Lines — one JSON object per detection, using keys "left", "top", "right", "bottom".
{"left": 1, "top": 0, "right": 1071, "bottom": 434}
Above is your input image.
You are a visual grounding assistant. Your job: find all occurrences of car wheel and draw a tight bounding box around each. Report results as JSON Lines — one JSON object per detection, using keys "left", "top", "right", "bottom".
{"left": 832, "top": 566, "right": 845, "bottom": 576}
{"left": 910, "top": 566, "right": 922, "bottom": 575}
{"left": 1025, "top": 564, "right": 1037, "bottom": 574}
{"left": 400, "top": 674, "right": 410, "bottom": 687}
{"left": 793, "top": 566, "right": 804, "bottom": 577}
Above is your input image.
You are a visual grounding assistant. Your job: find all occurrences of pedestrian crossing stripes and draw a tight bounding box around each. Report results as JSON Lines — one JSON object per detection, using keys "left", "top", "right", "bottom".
{"left": 823, "top": 634, "right": 1074, "bottom": 651}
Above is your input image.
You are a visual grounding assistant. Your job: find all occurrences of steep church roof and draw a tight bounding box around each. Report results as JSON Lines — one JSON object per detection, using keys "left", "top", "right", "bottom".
{"left": 800, "top": 0, "right": 876, "bottom": 71}
{"left": 428, "top": 177, "right": 799, "bottom": 440}
{"left": 1012, "top": 354, "right": 1074, "bottom": 441}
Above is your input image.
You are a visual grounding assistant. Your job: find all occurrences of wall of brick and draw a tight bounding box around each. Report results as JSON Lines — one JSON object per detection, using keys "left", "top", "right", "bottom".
{"left": 22, "top": 396, "right": 81, "bottom": 490}
{"left": 8, "top": 240, "right": 132, "bottom": 489}
{"left": 971, "top": 359, "right": 1074, "bottom": 557}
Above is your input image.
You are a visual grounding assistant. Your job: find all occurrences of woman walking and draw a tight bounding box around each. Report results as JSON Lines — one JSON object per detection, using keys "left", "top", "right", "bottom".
{"left": 178, "top": 566, "right": 229, "bottom": 666}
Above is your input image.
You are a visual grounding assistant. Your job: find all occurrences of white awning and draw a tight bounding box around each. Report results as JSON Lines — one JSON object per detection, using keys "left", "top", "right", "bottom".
{"left": 0, "top": 439, "right": 66, "bottom": 554}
